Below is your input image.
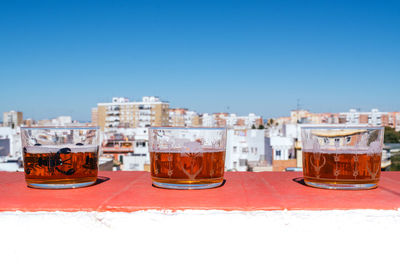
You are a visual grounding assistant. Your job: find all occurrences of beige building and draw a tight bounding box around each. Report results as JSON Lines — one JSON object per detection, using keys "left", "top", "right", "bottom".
{"left": 91, "top": 107, "right": 98, "bottom": 126}
{"left": 288, "top": 110, "right": 339, "bottom": 124}
{"left": 3, "top": 111, "right": 23, "bottom": 128}
{"left": 169, "top": 108, "right": 201, "bottom": 127}
{"left": 95, "top": 96, "right": 170, "bottom": 130}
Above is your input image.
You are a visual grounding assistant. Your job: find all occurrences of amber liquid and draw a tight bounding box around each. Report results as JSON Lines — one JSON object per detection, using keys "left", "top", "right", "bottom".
{"left": 302, "top": 151, "right": 381, "bottom": 188}
{"left": 150, "top": 151, "right": 225, "bottom": 187}
{"left": 23, "top": 150, "right": 98, "bottom": 187}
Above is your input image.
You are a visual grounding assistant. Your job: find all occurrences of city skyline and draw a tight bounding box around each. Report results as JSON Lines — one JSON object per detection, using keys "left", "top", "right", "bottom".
{"left": 2, "top": 95, "right": 400, "bottom": 125}
{"left": 1, "top": 0, "right": 399, "bottom": 121}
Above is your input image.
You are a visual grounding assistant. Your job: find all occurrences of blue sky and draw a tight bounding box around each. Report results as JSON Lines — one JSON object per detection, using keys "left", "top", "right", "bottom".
{"left": 0, "top": 0, "right": 399, "bottom": 121}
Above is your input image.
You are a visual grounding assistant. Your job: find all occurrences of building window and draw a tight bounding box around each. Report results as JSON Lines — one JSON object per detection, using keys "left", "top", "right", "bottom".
{"left": 233, "top": 146, "right": 237, "bottom": 153}
{"left": 239, "top": 159, "right": 247, "bottom": 166}
{"left": 276, "top": 150, "right": 281, "bottom": 157}
{"left": 136, "top": 142, "right": 146, "bottom": 147}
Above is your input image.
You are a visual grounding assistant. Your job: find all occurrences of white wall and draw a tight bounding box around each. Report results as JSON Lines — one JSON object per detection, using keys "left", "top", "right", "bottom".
{"left": 225, "top": 129, "right": 248, "bottom": 171}
{"left": 246, "top": 130, "right": 265, "bottom": 162}
{"left": 121, "top": 154, "right": 148, "bottom": 171}
{"left": 225, "top": 129, "right": 265, "bottom": 171}
{"left": 1, "top": 210, "right": 399, "bottom": 267}
{"left": 0, "top": 127, "right": 21, "bottom": 159}
{"left": 270, "top": 136, "right": 294, "bottom": 160}
{"left": 201, "top": 113, "right": 214, "bottom": 127}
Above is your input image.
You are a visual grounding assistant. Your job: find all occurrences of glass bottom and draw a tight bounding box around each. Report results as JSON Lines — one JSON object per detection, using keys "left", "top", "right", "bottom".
{"left": 152, "top": 177, "right": 224, "bottom": 190}
{"left": 304, "top": 178, "right": 378, "bottom": 190}
{"left": 27, "top": 180, "right": 96, "bottom": 189}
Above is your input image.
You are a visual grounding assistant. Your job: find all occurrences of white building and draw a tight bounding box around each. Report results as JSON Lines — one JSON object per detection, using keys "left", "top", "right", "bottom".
{"left": 340, "top": 109, "right": 388, "bottom": 126}
{"left": 106, "top": 128, "right": 150, "bottom": 171}
{"left": 51, "top": 116, "right": 73, "bottom": 126}
{"left": 283, "top": 123, "right": 301, "bottom": 140}
{"left": 225, "top": 129, "right": 266, "bottom": 171}
{"left": 96, "top": 96, "right": 170, "bottom": 130}
{"left": 264, "top": 123, "right": 298, "bottom": 168}
{"left": 269, "top": 136, "right": 295, "bottom": 161}
{"left": 241, "top": 113, "right": 262, "bottom": 128}
{"left": 201, "top": 113, "right": 214, "bottom": 127}
{"left": 0, "top": 127, "right": 22, "bottom": 160}
{"left": 225, "top": 114, "right": 238, "bottom": 127}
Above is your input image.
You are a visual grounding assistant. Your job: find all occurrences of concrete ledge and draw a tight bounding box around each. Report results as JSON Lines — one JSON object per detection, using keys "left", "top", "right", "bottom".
{"left": 2, "top": 172, "right": 400, "bottom": 266}
{"left": 1, "top": 210, "right": 400, "bottom": 267}
{"left": 1, "top": 171, "right": 400, "bottom": 211}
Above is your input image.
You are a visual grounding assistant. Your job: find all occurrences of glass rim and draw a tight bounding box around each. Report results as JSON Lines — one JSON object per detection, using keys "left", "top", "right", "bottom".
{"left": 149, "top": 126, "right": 227, "bottom": 131}
{"left": 300, "top": 124, "right": 383, "bottom": 130}
{"left": 20, "top": 126, "right": 99, "bottom": 130}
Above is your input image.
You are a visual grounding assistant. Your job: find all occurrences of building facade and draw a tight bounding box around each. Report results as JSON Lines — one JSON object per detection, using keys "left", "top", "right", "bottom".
{"left": 3, "top": 111, "right": 23, "bottom": 128}
{"left": 95, "top": 97, "right": 170, "bottom": 130}
{"left": 169, "top": 108, "right": 201, "bottom": 127}
{"left": 339, "top": 109, "right": 389, "bottom": 126}
{"left": 200, "top": 113, "right": 263, "bottom": 128}
{"left": 225, "top": 129, "right": 266, "bottom": 171}
{"left": 91, "top": 108, "right": 98, "bottom": 126}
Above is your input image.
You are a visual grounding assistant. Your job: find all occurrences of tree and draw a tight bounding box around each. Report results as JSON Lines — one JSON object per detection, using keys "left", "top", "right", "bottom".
{"left": 384, "top": 127, "right": 400, "bottom": 143}
{"left": 258, "top": 124, "right": 265, "bottom": 129}
{"left": 267, "top": 119, "right": 274, "bottom": 127}
{"left": 251, "top": 124, "right": 256, "bottom": 129}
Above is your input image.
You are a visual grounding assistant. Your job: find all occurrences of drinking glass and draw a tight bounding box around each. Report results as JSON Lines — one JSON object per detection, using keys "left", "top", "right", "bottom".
{"left": 301, "top": 126, "right": 384, "bottom": 190}
{"left": 149, "top": 127, "right": 227, "bottom": 189}
{"left": 21, "top": 126, "right": 100, "bottom": 189}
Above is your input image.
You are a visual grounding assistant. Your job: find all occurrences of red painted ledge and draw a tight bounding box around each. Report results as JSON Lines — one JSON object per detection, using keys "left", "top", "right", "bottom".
{"left": 0, "top": 171, "right": 400, "bottom": 212}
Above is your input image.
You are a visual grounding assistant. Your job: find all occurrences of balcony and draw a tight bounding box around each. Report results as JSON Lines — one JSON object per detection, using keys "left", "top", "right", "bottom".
{"left": 107, "top": 106, "right": 120, "bottom": 112}
{"left": 102, "top": 141, "right": 134, "bottom": 153}
{"left": 106, "top": 122, "right": 119, "bottom": 128}
{"left": 105, "top": 116, "right": 120, "bottom": 122}
{"left": 106, "top": 110, "right": 120, "bottom": 116}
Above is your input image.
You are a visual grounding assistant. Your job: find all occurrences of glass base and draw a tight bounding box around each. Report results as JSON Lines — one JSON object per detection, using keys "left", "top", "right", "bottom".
{"left": 304, "top": 180, "right": 378, "bottom": 190}
{"left": 152, "top": 176, "right": 224, "bottom": 190}
{"left": 27, "top": 180, "right": 96, "bottom": 189}
{"left": 152, "top": 181, "right": 223, "bottom": 190}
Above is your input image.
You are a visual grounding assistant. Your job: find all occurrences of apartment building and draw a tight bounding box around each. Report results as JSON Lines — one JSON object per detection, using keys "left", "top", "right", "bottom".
{"left": 0, "top": 127, "right": 21, "bottom": 159}
{"left": 91, "top": 107, "right": 98, "bottom": 126}
{"left": 276, "top": 109, "right": 400, "bottom": 128}
{"left": 225, "top": 129, "right": 266, "bottom": 171}
{"left": 95, "top": 96, "right": 170, "bottom": 130}
{"left": 290, "top": 110, "right": 339, "bottom": 124}
{"left": 339, "top": 109, "right": 390, "bottom": 126}
{"left": 3, "top": 111, "right": 23, "bottom": 128}
{"left": 200, "top": 113, "right": 263, "bottom": 128}
{"left": 389, "top": 112, "right": 400, "bottom": 131}
{"left": 169, "top": 108, "right": 201, "bottom": 127}
{"left": 201, "top": 113, "right": 214, "bottom": 127}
